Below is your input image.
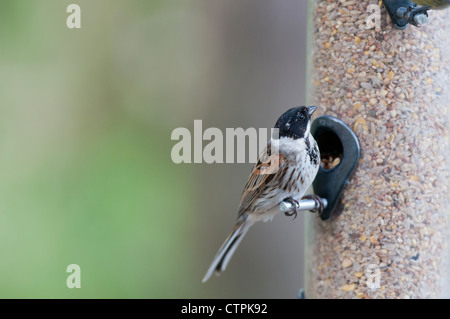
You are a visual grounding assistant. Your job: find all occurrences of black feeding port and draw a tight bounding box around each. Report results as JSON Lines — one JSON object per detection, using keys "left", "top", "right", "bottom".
{"left": 310, "top": 115, "right": 361, "bottom": 220}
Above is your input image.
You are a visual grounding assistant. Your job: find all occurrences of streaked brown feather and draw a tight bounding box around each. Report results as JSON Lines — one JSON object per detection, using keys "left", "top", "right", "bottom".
{"left": 237, "top": 150, "right": 285, "bottom": 216}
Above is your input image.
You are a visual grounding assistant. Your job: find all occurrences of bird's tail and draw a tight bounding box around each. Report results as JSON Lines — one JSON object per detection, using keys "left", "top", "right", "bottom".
{"left": 202, "top": 215, "right": 252, "bottom": 283}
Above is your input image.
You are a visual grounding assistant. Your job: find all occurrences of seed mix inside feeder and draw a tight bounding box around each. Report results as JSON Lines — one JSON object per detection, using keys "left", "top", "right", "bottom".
{"left": 304, "top": 0, "right": 450, "bottom": 298}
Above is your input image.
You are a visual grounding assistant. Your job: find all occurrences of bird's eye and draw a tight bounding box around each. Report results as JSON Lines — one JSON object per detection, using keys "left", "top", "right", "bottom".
{"left": 299, "top": 114, "right": 305, "bottom": 120}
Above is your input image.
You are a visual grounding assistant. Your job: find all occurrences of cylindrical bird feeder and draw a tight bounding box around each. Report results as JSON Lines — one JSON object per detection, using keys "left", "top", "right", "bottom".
{"left": 305, "top": 0, "right": 450, "bottom": 298}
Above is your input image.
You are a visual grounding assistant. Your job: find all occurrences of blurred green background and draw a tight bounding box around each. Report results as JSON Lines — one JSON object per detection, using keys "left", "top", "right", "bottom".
{"left": 0, "top": 0, "right": 308, "bottom": 298}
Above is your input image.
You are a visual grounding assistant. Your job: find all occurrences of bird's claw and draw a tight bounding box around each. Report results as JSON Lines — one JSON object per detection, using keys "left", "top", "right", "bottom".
{"left": 301, "top": 194, "right": 325, "bottom": 215}
{"left": 408, "top": 4, "right": 430, "bottom": 15}
{"left": 403, "top": 5, "right": 430, "bottom": 26}
{"left": 283, "top": 197, "right": 299, "bottom": 220}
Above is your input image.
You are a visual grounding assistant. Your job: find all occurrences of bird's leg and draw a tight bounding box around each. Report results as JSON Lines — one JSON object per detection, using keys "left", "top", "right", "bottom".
{"left": 408, "top": 4, "right": 431, "bottom": 15}
{"left": 302, "top": 194, "right": 325, "bottom": 215}
{"left": 282, "top": 196, "right": 299, "bottom": 220}
{"left": 405, "top": 5, "right": 431, "bottom": 26}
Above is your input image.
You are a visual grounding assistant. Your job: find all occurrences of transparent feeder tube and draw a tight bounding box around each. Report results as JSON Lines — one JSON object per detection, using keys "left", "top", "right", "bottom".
{"left": 305, "top": 0, "right": 450, "bottom": 298}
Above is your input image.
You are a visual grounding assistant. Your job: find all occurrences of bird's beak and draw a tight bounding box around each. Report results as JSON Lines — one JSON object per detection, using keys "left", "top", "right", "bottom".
{"left": 307, "top": 106, "right": 318, "bottom": 116}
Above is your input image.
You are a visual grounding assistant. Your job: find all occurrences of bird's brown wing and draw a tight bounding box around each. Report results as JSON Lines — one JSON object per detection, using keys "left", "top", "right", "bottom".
{"left": 237, "top": 150, "right": 285, "bottom": 216}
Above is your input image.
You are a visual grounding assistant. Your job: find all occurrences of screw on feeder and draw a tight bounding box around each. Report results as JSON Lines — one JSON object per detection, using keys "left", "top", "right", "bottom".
{"left": 384, "top": 0, "right": 430, "bottom": 28}
{"left": 396, "top": 5, "right": 429, "bottom": 26}
{"left": 413, "top": 12, "right": 429, "bottom": 24}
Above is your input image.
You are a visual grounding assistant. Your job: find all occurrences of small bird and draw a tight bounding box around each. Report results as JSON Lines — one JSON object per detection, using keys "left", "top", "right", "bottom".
{"left": 413, "top": 0, "right": 450, "bottom": 10}
{"left": 202, "top": 106, "right": 322, "bottom": 282}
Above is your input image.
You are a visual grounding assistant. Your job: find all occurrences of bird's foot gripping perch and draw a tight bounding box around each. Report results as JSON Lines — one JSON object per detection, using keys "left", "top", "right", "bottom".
{"left": 383, "top": 0, "right": 430, "bottom": 29}
{"left": 301, "top": 194, "right": 325, "bottom": 215}
{"left": 280, "top": 195, "right": 328, "bottom": 219}
{"left": 281, "top": 197, "right": 299, "bottom": 219}
{"left": 397, "top": 5, "right": 430, "bottom": 26}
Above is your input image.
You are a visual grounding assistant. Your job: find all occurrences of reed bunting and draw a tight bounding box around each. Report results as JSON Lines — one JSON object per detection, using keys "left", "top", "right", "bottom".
{"left": 202, "top": 106, "right": 321, "bottom": 282}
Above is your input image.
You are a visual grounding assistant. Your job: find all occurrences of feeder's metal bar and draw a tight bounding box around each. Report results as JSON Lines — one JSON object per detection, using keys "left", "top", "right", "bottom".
{"left": 280, "top": 197, "right": 328, "bottom": 214}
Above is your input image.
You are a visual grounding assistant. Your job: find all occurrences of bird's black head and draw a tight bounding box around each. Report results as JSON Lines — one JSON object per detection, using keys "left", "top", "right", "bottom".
{"left": 274, "top": 106, "right": 318, "bottom": 140}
